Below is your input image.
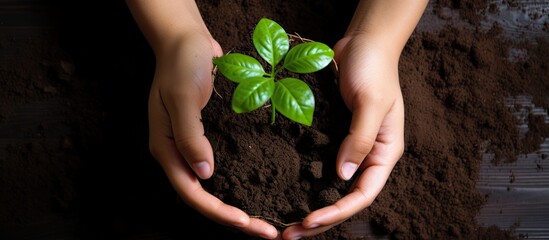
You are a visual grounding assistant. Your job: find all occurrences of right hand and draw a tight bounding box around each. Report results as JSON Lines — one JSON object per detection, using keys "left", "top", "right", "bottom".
{"left": 148, "top": 31, "right": 279, "bottom": 239}
{"left": 281, "top": 33, "right": 405, "bottom": 240}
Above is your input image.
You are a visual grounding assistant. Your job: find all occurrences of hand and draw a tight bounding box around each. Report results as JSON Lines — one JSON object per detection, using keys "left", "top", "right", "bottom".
{"left": 148, "top": 32, "right": 279, "bottom": 239}
{"left": 282, "top": 33, "right": 405, "bottom": 239}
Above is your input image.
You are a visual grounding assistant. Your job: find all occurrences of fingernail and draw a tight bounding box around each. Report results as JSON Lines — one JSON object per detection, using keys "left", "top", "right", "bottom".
{"left": 192, "top": 161, "right": 210, "bottom": 179}
{"left": 308, "top": 223, "right": 319, "bottom": 228}
{"left": 341, "top": 162, "right": 358, "bottom": 180}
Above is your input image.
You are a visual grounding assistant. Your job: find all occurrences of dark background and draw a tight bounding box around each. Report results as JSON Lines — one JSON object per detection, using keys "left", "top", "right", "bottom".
{"left": 0, "top": 1, "right": 231, "bottom": 239}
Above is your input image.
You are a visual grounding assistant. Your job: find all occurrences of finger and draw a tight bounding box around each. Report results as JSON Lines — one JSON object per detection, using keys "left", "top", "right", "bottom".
{"left": 282, "top": 222, "right": 339, "bottom": 240}
{"left": 337, "top": 101, "right": 387, "bottom": 180}
{"left": 164, "top": 139, "right": 247, "bottom": 222}
{"left": 169, "top": 156, "right": 278, "bottom": 238}
{"left": 155, "top": 133, "right": 279, "bottom": 236}
{"left": 300, "top": 98, "right": 404, "bottom": 228}
{"left": 294, "top": 163, "right": 394, "bottom": 233}
{"left": 161, "top": 86, "right": 215, "bottom": 179}
{"left": 149, "top": 97, "right": 278, "bottom": 238}
{"left": 238, "top": 218, "right": 280, "bottom": 240}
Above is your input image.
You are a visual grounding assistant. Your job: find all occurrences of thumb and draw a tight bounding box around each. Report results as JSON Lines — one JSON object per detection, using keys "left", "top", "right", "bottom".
{"left": 337, "top": 105, "right": 384, "bottom": 181}
{"left": 164, "top": 91, "right": 215, "bottom": 180}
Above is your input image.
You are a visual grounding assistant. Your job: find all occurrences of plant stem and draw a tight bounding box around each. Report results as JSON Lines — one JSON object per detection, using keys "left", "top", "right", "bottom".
{"left": 274, "top": 66, "right": 284, "bottom": 78}
{"left": 271, "top": 104, "right": 276, "bottom": 124}
{"left": 269, "top": 63, "right": 278, "bottom": 125}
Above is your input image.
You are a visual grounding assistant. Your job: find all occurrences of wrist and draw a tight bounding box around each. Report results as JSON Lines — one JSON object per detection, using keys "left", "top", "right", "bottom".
{"left": 127, "top": 0, "right": 213, "bottom": 57}
{"left": 154, "top": 29, "right": 214, "bottom": 61}
{"left": 339, "top": 33, "right": 402, "bottom": 65}
{"left": 343, "top": 0, "right": 428, "bottom": 61}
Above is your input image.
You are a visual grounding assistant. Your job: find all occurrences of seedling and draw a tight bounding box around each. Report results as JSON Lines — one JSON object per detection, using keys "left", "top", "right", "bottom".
{"left": 213, "top": 18, "right": 334, "bottom": 126}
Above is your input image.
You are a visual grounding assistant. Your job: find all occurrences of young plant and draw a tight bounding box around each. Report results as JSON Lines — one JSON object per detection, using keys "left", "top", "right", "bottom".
{"left": 212, "top": 18, "right": 334, "bottom": 126}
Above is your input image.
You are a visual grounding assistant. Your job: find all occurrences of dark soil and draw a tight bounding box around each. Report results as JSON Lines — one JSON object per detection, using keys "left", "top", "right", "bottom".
{"left": 1, "top": 0, "right": 548, "bottom": 240}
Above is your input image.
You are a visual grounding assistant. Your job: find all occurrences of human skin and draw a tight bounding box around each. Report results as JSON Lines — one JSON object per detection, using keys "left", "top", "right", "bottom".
{"left": 126, "top": 0, "right": 428, "bottom": 239}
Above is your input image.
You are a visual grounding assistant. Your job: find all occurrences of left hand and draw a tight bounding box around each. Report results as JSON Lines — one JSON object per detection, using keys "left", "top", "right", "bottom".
{"left": 282, "top": 33, "right": 405, "bottom": 239}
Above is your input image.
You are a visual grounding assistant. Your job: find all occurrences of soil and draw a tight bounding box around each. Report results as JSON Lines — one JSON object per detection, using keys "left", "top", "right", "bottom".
{"left": 1, "top": 0, "right": 548, "bottom": 240}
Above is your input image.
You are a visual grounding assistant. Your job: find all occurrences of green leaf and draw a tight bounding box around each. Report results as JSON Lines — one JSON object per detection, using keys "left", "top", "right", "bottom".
{"left": 253, "top": 18, "right": 290, "bottom": 67}
{"left": 232, "top": 77, "right": 275, "bottom": 113}
{"left": 283, "top": 42, "right": 334, "bottom": 74}
{"left": 213, "top": 53, "right": 266, "bottom": 83}
{"left": 271, "top": 78, "right": 314, "bottom": 126}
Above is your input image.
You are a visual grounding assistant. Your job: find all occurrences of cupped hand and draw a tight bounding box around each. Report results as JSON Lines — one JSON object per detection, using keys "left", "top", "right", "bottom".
{"left": 282, "top": 33, "right": 405, "bottom": 239}
{"left": 148, "top": 32, "right": 279, "bottom": 239}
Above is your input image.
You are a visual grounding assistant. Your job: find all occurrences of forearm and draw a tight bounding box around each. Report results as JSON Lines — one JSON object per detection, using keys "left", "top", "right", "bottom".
{"left": 126, "top": 0, "right": 210, "bottom": 56}
{"left": 346, "top": 0, "right": 428, "bottom": 59}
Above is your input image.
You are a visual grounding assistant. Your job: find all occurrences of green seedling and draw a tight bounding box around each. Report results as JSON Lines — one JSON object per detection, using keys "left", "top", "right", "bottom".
{"left": 213, "top": 18, "right": 334, "bottom": 126}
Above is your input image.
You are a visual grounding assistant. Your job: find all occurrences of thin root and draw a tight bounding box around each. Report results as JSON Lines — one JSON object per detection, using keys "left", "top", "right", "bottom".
{"left": 288, "top": 33, "right": 313, "bottom": 43}
{"left": 212, "top": 48, "right": 238, "bottom": 100}
{"left": 211, "top": 65, "right": 223, "bottom": 99}
{"left": 250, "top": 215, "right": 302, "bottom": 228}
